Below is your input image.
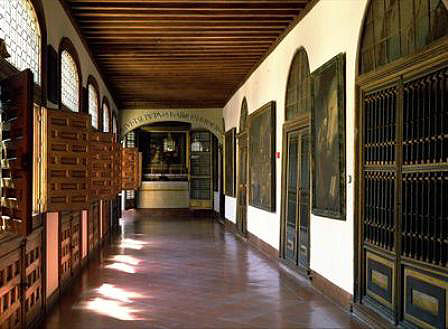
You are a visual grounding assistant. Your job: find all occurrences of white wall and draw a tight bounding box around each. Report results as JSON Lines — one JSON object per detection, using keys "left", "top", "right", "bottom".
{"left": 42, "top": 0, "right": 118, "bottom": 114}
{"left": 225, "top": 196, "right": 237, "bottom": 223}
{"left": 223, "top": 0, "right": 368, "bottom": 294}
{"left": 214, "top": 192, "right": 220, "bottom": 213}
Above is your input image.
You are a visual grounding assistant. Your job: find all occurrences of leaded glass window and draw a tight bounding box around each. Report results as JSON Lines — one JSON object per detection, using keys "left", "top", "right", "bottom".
{"left": 0, "top": 0, "right": 41, "bottom": 85}
{"left": 103, "top": 102, "right": 110, "bottom": 132}
{"left": 360, "top": 0, "right": 448, "bottom": 74}
{"left": 285, "top": 49, "right": 311, "bottom": 121}
{"left": 88, "top": 84, "right": 99, "bottom": 129}
{"left": 61, "top": 50, "right": 79, "bottom": 112}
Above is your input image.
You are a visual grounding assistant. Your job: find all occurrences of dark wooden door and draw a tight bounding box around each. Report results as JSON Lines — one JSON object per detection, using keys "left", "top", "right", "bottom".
{"left": 236, "top": 133, "right": 247, "bottom": 235}
{"left": 283, "top": 128, "right": 310, "bottom": 269}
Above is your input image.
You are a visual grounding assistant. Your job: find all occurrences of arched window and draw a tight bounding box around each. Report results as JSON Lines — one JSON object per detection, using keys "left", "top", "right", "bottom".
{"left": 0, "top": 0, "right": 42, "bottom": 84}
{"left": 285, "top": 48, "right": 310, "bottom": 121}
{"left": 87, "top": 77, "right": 99, "bottom": 129}
{"left": 239, "top": 98, "right": 248, "bottom": 133}
{"left": 60, "top": 49, "right": 80, "bottom": 112}
{"left": 112, "top": 114, "right": 118, "bottom": 136}
{"left": 103, "top": 98, "right": 110, "bottom": 132}
{"left": 360, "top": 0, "right": 448, "bottom": 74}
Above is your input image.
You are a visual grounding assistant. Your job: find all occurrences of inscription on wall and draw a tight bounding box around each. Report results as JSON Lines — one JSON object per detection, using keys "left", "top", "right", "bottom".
{"left": 121, "top": 111, "right": 223, "bottom": 141}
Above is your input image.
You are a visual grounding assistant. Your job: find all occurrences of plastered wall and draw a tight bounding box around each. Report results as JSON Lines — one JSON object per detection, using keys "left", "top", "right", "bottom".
{"left": 42, "top": 0, "right": 118, "bottom": 114}
{"left": 223, "top": 0, "right": 368, "bottom": 294}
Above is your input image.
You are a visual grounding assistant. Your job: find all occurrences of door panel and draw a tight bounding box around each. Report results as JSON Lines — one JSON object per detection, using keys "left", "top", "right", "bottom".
{"left": 298, "top": 132, "right": 310, "bottom": 267}
{"left": 285, "top": 132, "right": 298, "bottom": 263}
{"left": 237, "top": 134, "right": 247, "bottom": 235}
{"left": 282, "top": 128, "right": 310, "bottom": 270}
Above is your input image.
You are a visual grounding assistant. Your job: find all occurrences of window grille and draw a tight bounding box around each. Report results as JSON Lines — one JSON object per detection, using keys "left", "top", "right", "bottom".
{"left": 60, "top": 50, "right": 79, "bottom": 112}
{"left": 0, "top": 0, "right": 41, "bottom": 85}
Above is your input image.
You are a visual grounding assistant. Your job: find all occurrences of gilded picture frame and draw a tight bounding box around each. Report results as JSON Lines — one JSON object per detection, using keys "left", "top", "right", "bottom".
{"left": 248, "top": 101, "right": 276, "bottom": 212}
{"left": 311, "top": 53, "right": 346, "bottom": 220}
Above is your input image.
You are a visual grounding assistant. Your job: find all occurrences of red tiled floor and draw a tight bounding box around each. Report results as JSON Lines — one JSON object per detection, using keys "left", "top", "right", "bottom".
{"left": 39, "top": 210, "right": 363, "bottom": 329}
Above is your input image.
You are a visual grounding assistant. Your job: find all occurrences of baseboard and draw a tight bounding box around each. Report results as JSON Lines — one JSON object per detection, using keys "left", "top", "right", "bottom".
{"left": 352, "top": 302, "right": 395, "bottom": 329}
{"left": 212, "top": 211, "right": 225, "bottom": 224}
{"left": 45, "top": 288, "right": 60, "bottom": 313}
{"left": 246, "top": 231, "right": 279, "bottom": 260}
{"left": 309, "top": 270, "right": 353, "bottom": 312}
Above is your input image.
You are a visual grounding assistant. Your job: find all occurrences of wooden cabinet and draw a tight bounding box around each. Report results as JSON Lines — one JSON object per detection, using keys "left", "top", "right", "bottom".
{"left": 0, "top": 70, "right": 33, "bottom": 236}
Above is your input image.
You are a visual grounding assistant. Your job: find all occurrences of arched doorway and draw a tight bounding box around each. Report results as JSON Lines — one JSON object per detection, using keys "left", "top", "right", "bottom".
{"left": 122, "top": 123, "right": 220, "bottom": 211}
{"left": 236, "top": 98, "right": 249, "bottom": 236}
{"left": 354, "top": 1, "right": 448, "bottom": 328}
{"left": 280, "top": 48, "right": 311, "bottom": 274}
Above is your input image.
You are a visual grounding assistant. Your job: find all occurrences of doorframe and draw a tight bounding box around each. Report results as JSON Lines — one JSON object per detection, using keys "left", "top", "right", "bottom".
{"left": 236, "top": 130, "right": 248, "bottom": 236}
{"left": 279, "top": 113, "right": 310, "bottom": 273}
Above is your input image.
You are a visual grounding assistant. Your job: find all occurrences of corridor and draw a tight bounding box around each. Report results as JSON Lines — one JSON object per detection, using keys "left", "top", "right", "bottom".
{"left": 39, "top": 210, "right": 362, "bottom": 329}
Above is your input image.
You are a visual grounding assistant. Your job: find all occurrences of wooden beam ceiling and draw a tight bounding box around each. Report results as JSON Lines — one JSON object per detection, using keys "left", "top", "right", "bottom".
{"left": 64, "top": 0, "right": 313, "bottom": 109}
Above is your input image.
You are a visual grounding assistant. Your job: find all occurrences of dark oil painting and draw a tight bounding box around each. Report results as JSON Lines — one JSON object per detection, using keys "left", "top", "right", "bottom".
{"left": 224, "top": 128, "right": 236, "bottom": 197}
{"left": 311, "top": 53, "right": 346, "bottom": 220}
{"left": 248, "top": 101, "right": 276, "bottom": 212}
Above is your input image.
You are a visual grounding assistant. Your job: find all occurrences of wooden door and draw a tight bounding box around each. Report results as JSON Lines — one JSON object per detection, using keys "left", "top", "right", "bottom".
{"left": 358, "top": 66, "right": 448, "bottom": 328}
{"left": 283, "top": 128, "right": 310, "bottom": 269}
{"left": 236, "top": 133, "right": 247, "bottom": 236}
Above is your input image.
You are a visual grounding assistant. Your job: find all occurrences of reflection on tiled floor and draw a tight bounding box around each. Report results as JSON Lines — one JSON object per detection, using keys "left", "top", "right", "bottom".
{"left": 39, "top": 210, "right": 362, "bottom": 329}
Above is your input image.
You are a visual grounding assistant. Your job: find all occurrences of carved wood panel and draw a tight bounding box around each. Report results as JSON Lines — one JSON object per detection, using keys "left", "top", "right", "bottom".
{"left": 42, "top": 108, "right": 90, "bottom": 212}
{"left": 102, "top": 200, "right": 110, "bottom": 237}
{"left": 0, "top": 230, "right": 43, "bottom": 329}
{"left": 59, "top": 211, "right": 81, "bottom": 289}
{"left": 0, "top": 238, "right": 22, "bottom": 329}
{"left": 0, "top": 70, "right": 33, "bottom": 236}
{"left": 121, "top": 148, "right": 139, "bottom": 190}
{"left": 71, "top": 212, "right": 81, "bottom": 272}
{"left": 89, "top": 132, "right": 114, "bottom": 201}
{"left": 88, "top": 202, "right": 100, "bottom": 254}
{"left": 59, "top": 211, "right": 72, "bottom": 286}
{"left": 24, "top": 229, "right": 42, "bottom": 328}
{"left": 112, "top": 141, "right": 121, "bottom": 195}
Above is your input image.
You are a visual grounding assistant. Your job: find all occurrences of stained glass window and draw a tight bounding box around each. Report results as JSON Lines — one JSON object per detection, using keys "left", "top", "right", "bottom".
{"left": 61, "top": 50, "right": 79, "bottom": 112}
{"left": 360, "top": 0, "right": 448, "bottom": 74}
{"left": 103, "top": 102, "right": 110, "bottom": 132}
{"left": 285, "top": 49, "right": 311, "bottom": 121}
{"left": 0, "top": 0, "right": 41, "bottom": 85}
{"left": 88, "top": 84, "right": 99, "bottom": 129}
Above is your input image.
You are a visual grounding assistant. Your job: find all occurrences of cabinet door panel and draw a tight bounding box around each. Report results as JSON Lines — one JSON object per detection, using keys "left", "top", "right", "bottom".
{"left": 0, "top": 70, "right": 33, "bottom": 236}
{"left": 42, "top": 108, "right": 90, "bottom": 212}
{"left": 121, "top": 148, "right": 139, "bottom": 190}
{"left": 89, "top": 131, "right": 114, "bottom": 201}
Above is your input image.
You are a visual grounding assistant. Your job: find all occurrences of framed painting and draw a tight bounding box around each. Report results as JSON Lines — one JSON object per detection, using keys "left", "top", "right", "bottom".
{"left": 311, "top": 53, "right": 346, "bottom": 220}
{"left": 248, "top": 101, "right": 276, "bottom": 212}
{"left": 224, "top": 128, "right": 236, "bottom": 197}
